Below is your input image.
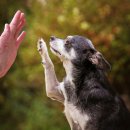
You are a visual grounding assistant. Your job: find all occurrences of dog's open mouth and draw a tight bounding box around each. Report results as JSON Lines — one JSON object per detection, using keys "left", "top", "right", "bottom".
{"left": 50, "top": 47, "right": 61, "bottom": 55}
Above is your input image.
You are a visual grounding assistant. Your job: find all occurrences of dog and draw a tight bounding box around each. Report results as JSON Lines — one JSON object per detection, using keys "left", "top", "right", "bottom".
{"left": 37, "top": 35, "right": 130, "bottom": 130}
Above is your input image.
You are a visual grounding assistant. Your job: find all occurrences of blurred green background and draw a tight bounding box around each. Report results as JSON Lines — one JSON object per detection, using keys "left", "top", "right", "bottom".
{"left": 0, "top": 0, "right": 130, "bottom": 130}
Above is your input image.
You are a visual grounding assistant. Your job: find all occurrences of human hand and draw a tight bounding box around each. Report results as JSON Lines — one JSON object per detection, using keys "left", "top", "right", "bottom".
{"left": 0, "top": 10, "right": 26, "bottom": 77}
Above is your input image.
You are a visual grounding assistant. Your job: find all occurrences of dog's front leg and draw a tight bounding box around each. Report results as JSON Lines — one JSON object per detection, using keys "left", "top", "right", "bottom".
{"left": 37, "top": 39, "right": 64, "bottom": 103}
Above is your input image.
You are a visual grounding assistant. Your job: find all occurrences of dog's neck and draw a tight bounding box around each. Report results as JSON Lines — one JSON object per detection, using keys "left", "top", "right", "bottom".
{"left": 63, "top": 59, "right": 93, "bottom": 83}
{"left": 63, "top": 60, "right": 74, "bottom": 83}
{"left": 63, "top": 59, "right": 98, "bottom": 87}
{"left": 71, "top": 60, "right": 98, "bottom": 87}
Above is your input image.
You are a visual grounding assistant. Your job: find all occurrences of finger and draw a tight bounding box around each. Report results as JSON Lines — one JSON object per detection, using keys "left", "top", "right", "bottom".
{"left": 0, "top": 24, "right": 10, "bottom": 43}
{"left": 14, "top": 12, "right": 26, "bottom": 38}
{"left": 10, "top": 10, "right": 21, "bottom": 34}
{"left": 15, "top": 18, "right": 26, "bottom": 38}
{"left": 20, "top": 13, "right": 25, "bottom": 21}
{"left": 16, "top": 31, "right": 26, "bottom": 49}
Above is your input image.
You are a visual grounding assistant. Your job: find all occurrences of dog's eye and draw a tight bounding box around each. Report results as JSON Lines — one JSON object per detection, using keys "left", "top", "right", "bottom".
{"left": 65, "top": 40, "right": 72, "bottom": 48}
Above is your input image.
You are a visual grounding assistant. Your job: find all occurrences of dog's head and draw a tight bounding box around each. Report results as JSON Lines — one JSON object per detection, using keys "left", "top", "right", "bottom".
{"left": 50, "top": 35, "right": 111, "bottom": 71}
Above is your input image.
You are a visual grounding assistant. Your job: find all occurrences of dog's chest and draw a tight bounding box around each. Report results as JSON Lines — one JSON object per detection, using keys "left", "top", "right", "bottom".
{"left": 60, "top": 82, "right": 89, "bottom": 129}
{"left": 65, "top": 104, "right": 88, "bottom": 122}
{"left": 65, "top": 103, "right": 89, "bottom": 129}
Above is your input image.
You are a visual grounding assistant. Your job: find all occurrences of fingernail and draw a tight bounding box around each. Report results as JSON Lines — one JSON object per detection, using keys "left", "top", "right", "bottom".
{"left": 16, "top": 10, "right": 21, "bottom": 16}
{"left": 17, "top": 10, "right": 21, "bottom": 13}
{"left": 22, "top": 13, "right": 25, "bottom": 18}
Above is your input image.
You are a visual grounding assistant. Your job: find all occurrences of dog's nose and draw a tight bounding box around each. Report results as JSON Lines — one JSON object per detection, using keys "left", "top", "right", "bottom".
{"left": 50, "top": 36, "right": 56, "bottom": 41}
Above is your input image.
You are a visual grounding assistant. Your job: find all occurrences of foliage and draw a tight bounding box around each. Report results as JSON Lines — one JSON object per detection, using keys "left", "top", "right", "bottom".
{"left": 0, "top": 0, "right": 130, "bottom": 130}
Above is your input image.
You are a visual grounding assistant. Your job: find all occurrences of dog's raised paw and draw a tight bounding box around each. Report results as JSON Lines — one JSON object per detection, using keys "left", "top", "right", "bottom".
{"left": 37, "top": 38, "right": 48, "bottom": 55}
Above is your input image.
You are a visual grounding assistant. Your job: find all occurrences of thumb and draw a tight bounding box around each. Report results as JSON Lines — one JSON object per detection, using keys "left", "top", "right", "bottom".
{"left": 0, "top": 24, "right": 10, "bottom": 42}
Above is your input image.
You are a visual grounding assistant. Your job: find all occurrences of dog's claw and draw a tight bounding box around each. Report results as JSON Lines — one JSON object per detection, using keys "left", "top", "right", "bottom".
{"left": 39, "top": 40, "right": 42, "bottom": 44}
{"left": 41, "top": 61, "right": 46, "bottom": 65}
{"left": 38, "top": 48, "right": 42, "bottom": 52}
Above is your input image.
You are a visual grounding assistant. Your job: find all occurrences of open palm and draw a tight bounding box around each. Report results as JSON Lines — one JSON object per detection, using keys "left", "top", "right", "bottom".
{"left": 0, "top": 10, "right": 26, "bottom": 77}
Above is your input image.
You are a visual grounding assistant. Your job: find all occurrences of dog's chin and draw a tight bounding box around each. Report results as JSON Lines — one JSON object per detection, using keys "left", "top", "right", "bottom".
{"left": 50, "top": 47, "right": 67, "bottom": 62}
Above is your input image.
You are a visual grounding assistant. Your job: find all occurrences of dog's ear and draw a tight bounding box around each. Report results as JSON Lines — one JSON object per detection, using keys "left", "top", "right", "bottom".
{"left": 89, "top": 51, "right": 111, "bottom": 71}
